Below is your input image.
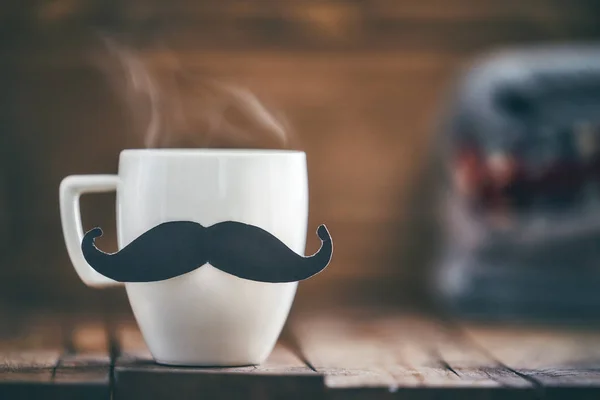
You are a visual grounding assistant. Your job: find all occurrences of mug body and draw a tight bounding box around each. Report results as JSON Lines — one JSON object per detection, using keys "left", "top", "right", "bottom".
{"left": 116, "top": 149, "right": 308, "bottom": 366}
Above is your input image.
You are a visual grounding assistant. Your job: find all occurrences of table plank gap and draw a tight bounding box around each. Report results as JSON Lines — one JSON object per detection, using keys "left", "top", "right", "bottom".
{"left": 279, "top": 325, "right": 319, "bottom": 373}
{"left": 369, "top": 313, "right": 533, "bottom": 393}
{"left": 437, "top": 320, "right": 534, "bottom": 388}
{"left": 290, "top": 308, "right": 537, "bottom": 399}
{"left": 52, "top": 314, "right": 111, "bottom": 400}
{"left": 0, "top": 313, "right": 63, "bottom": 379}
{"left": 289, "top": 309, "right": 401, "bottom": 390}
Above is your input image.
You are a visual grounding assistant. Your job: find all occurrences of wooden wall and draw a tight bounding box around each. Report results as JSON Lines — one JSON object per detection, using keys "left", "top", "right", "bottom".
{"left": 1, "top": 0, "right": 599, "bottom": 311}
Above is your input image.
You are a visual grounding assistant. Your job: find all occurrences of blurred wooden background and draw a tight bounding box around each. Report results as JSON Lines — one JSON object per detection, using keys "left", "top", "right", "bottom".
{"left": 1, "top": 0, "right": 599, "bottom": 312}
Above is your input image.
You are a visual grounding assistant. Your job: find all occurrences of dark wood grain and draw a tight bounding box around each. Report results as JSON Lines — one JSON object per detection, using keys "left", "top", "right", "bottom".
{"left": 0, "top": 313, "right": 63, "bottom": 399}
{"left": 290, "top": 309, "right": 534, "bottom": 399}
{"left": 113, "top": 319, "right": 323, "bottom": 400}
{"left": 388, "top": 316, "right": 530, "bottom": 389}
{"left": 290, "top": 309, "right": 399, "bottom": 389}
{"left": 0, "top": 312, "right": 111, "bottom": 399}
{"left": 463, "top": 321, "right": 600, "bottom": 397}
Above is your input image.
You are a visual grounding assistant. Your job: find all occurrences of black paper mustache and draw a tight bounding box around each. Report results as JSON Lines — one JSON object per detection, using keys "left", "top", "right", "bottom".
{"left": 81, "top": 221, "right": 332, "bottom": 283}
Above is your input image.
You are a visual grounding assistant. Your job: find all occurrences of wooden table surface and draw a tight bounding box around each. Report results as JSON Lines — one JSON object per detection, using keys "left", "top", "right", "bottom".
{"left": 1, "top": 307, "right": 600, "bottom": 399}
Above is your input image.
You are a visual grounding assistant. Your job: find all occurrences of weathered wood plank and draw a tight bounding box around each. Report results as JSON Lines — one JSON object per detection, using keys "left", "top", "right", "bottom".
{"left": 0, "top": 312, "right": 111, "bottom": 399}
{"left": 463, "top": 321, "right": 600, "bottom": 395}
{"left": 113, "top": 318, "right": 323, "bottom": 400}
{"left": 291, "top": 309, "right": 533, "bottom": 399}
{"left": 290, "top": 310, "right": 399, "bottom": 390}
{"left": 386, "top": 316, "right": 530, "bottom": 389}
{"left": 3, "top": 309, "right": 600, "bottom": 399}
{"left": 0, "top": 314, "right": 63, "bottom": 379}
{"left": 0, "top": 313, "right": 63, "bottom": 398}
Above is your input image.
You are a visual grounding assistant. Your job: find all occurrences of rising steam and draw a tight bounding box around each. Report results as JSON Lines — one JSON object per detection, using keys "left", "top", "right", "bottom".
{"left": 97, "top": 38, "right": 290, "bottom": 149}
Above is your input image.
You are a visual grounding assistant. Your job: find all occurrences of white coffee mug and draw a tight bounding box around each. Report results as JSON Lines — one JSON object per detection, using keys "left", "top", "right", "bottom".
{"left": 59, "top": 149, "right": 308, "bottom": 366}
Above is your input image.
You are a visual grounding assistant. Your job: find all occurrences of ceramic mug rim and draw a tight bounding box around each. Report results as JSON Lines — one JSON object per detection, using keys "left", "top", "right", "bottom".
{"left": 120, "top": 148, "right": 305, "bottom": 158}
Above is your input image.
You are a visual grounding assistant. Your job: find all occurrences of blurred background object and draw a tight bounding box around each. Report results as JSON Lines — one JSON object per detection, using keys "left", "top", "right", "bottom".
{"left": 1, "top": 0, "right": 600, "bottom": 314}
{"left": 436, "top": 45, "right": 600, "bottom": 322}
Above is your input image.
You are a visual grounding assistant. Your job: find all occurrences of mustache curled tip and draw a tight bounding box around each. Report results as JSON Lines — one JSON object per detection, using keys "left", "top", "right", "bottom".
{"left": 317, "top": 225, "right": 330, "bottom": 241}
{"left": 81, "top": 227, "right": 104, "bottom": 255}
{"left": 81, "top": 221, "right": 333, "bottom": 283}
{"left": 86, "top": 227, "right": 103, "bottom": 240}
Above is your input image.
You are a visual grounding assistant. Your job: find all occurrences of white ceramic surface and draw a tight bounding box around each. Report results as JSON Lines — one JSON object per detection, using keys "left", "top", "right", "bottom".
{"left": 60, "top": 149, "right": 308, "bottom": 366}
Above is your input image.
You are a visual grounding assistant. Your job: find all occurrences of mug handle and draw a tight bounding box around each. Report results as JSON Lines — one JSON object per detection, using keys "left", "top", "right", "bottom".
{"left": 59, "top": 175, "right": 124, "bottom": 288}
